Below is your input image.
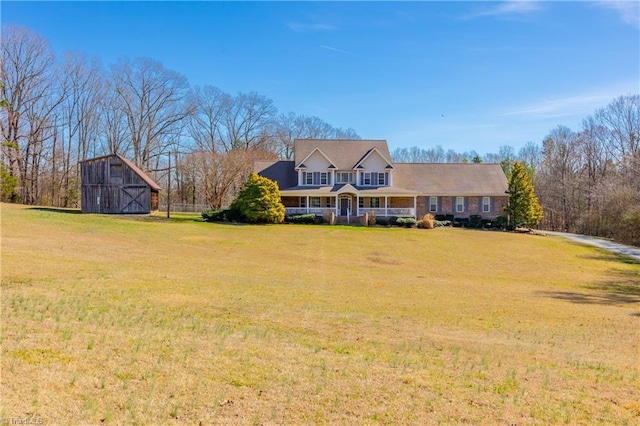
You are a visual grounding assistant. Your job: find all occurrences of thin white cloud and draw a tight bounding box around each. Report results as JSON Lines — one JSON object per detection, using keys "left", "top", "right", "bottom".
{"left": 593, "top": 1, "right": 640, "bottom": 27}
{"left": 287, "top": 22, "right": 336, "bottom": 32}
{"left": 502, "top": 88, "right": 634, "bottom": 118}
{"left": 319, "top": 45, "right": 357, "bottom": 56}
{"left": 463, "top": 1, "right": 542, "bottom": 20}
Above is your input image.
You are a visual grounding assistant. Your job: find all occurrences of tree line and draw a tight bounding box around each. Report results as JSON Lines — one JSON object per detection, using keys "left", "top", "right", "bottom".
{"left": 391, "top": 95, "right": 639, "bottom": 246}
{"left": 2, "top": 25, "right": 638, "bottom": 245}
{"left": 0, "top": 25, "right": 359, "bottom": 209}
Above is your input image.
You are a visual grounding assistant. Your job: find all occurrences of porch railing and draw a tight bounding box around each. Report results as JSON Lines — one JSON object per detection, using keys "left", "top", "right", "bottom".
{"left": 357, "top": 207, "right": 415, "bottom": 217}
{"left": 285, "top": 207, "right": 333, "bottom": 216}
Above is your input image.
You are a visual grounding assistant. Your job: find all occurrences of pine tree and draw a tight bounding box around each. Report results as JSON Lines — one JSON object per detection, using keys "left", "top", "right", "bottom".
{"left": 506, "top": 161, "right": 543, "bottom": 229}
{"left": 230, "top": 173, "right": 285, "bottom": 224}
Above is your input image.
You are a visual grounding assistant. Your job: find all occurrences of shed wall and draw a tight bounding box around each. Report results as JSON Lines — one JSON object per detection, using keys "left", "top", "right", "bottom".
{"left": 81, "top": 156, "right": 156, "bottom": 214}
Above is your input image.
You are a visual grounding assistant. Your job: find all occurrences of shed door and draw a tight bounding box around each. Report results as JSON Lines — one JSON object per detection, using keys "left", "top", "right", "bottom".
{"left": 120, "top": 187, "right": 149, "bottom": 213}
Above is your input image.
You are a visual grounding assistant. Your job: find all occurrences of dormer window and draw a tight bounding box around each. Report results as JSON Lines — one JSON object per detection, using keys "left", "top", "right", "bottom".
{"left": 303, "top": 171, "right": 329, "bottom": 186}
{"left": 361, "top": 172, "right": 389, "bottom": 186}
{"left": 336, "top": 172, "right": 354, "bottom": 184}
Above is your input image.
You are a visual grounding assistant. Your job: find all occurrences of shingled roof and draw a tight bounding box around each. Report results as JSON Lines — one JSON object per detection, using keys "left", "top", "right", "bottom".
{"left": 294, "top": 139, "right": 392, "bottom": 170}
{"left": 393, "top": 163, "right": 508, "bottom": 196}
{"left": 254, "top": 161, "right": 297, "bottom": 190}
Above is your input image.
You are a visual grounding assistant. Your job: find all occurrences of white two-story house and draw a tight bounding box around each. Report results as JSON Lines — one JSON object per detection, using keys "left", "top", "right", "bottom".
{"left": 255, "top": 139, "right": 509, "bottom": 221}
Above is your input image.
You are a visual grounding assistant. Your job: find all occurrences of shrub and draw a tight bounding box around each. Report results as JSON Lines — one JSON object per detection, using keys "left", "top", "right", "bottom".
{"left": 375, "top": 217, "right": 389, "bottom": 226}
{"left": 286, "top": 214, "right": 317, "bottom": 224}
{"left": 496, "top": 215, "right": 508, "bottom": 229}
{"left": 397, "top": 217, "right": 417, "bottom": 228}
{"left": 1, "top": 163, "right": 17, "bottom": 202}
{"left": 229, "top": 173, "right": 285, "bottom": 224}
{"left": 201, "top": 209, "right": 225, "bottom": 222}
{"left": 434, "top": 220, "right": 452, "bottom": 227}
{"left": 223, "top": 206, "right": 245, "bottom": 222}
{"left": 388, "top": 216, "right": 399, "bottom": 226}
{"left": 469, "top": 215, "right": 482, "bottom": 228}
{"left": 417, "top": 213, "right": 435, "bottom": 229}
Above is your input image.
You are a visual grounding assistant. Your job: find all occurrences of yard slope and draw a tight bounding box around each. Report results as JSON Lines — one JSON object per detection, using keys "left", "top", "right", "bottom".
{"left": 2, "top": 203, "right": 639, "bottom": 424}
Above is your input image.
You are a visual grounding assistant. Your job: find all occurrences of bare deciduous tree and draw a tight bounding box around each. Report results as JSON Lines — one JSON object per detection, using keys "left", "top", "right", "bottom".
{"left": 219, "top": 91, "right": 277, "bottom": 152}
{"left": 187, "top": 85, "right": 227, "bottom": 153}
{"left": 111, "top": 57, "right": 193, "bottom": 169}
{"left": 1, "top": 25, "right": 64, "bottom": 204}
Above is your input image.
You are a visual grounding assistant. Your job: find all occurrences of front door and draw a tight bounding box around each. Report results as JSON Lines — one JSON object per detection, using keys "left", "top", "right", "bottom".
{"left": 339, "top": 197, "right": 350, "bottom": 216}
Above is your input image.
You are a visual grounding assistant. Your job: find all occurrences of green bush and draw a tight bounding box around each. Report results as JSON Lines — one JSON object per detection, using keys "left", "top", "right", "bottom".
{"left": 286, "top": 214, "right": 318, "bottom": 224}
{"left": 201, "top": 209, "right": 225, "bottom": 222}
{"left": 1, "top": 163, "right": 17, "bottom": 202}
{"left": 223, "top": 206, "right": 245, "bottom": 222}
{"left": 388, "top": 216, "right": 399, "bottom": 226}
{"left": 375, "top": 217, "right": 389, "bottom": 226}
{"left": 229, "top": 173, "right": 285, "bottom": 224}
{"left": 396, "top": 217, "right": 417, "bottom": 228}
{"left": 434, "top": 220, "right": 452, "bottom": 227}
{"left": 469, "top": 215, "right": 482, "bottom": 228}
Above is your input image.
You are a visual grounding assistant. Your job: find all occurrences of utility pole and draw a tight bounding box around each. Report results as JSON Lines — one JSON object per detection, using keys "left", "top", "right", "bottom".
{"left": 167, "top": 151, "right": 171, "bottom": 219}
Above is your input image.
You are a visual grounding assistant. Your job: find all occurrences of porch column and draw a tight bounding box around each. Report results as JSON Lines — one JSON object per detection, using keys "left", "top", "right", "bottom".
{"left": 413, "top": 196, "right": 417, "bottom": 219}
{"left": 385, "top": 196, "right": 388, "bottom": 217}
{"left": 306, "top": 196, "right": 309, "bottom": 214}
{"left": 335, "top": 195, "right": 338, "bottom": 217}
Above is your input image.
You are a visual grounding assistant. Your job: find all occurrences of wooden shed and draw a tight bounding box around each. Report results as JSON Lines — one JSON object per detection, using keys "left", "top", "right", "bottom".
{"left": 81, "top": 154, "right": 161, "bottom": 214}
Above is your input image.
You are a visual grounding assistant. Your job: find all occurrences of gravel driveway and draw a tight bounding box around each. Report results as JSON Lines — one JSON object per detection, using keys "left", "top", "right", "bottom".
{"left": 544, "top": 231, "right": 640, "bottom": 262}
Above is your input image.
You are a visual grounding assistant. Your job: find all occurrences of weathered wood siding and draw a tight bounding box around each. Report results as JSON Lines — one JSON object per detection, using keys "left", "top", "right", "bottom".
{"left": 81, "top": 155, "right": 157, "bottom": 214}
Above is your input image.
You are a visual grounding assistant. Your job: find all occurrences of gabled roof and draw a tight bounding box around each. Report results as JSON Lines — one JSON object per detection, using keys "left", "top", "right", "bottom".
{"left": 82, "top": 153, "right": 162, "bottom": 191}
{"left": 295, "top": 147, "right": 337, "bottom": 170}
{"left": 353, "top": 147, "right": 395, "bottom": 170}
{"left": 393, "top": 163, "right": 508, "bottom": 196}
{"left": 294, "top": 139, "right": 392, "bottom": 171}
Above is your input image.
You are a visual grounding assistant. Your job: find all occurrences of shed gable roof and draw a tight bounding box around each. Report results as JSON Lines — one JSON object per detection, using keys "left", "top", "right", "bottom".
{"left": 82, "top": 154, "right": 162, "bottom": 191}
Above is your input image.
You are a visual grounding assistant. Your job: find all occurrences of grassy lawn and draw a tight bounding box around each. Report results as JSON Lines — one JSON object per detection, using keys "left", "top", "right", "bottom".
{"left": 1, "top": 203, "right": 639, "bottom": 425}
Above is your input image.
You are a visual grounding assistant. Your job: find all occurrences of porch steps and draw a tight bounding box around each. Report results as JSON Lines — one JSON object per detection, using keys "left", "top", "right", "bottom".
{"left": 334, "top": 216, "right": 356, "bottom": 225}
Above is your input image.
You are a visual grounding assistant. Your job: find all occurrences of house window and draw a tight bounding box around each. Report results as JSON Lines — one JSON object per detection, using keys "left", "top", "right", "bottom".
{"left": 370, "top": 197, "right": 380, "bottom": 208}
{"left": 362, "top": 173, "right": 371, "bottom": 186}
{"left": 378, "top": 173, "right": 387, "bottom": 186}
{"left": 336, "top": 172, "right": 354, "bottom": 184}
{"left": 300, "top": 197, "right": 306, "bottom": 207}
{"left": 456, "top": 197, "right": 465, "bottom": 213}
{"left": 482, "top": 197, "right": 491, "bottom": 213}
{"left": 304, "top": 172, "right": 329, "bottom": 186}
{"left": 310, "top": 197, "right": 321, "bottom": 208}
{"left": 325, "top": 197, "right": 331, "bottom": 208}
{"left": 361, "top": 172, "right": 387, "bottom": 186}
{"left": 429, "top": 197, "right": 438, "bottom": 213}
{"left": 358, "top": 198, "right": 364, "bottom": 208}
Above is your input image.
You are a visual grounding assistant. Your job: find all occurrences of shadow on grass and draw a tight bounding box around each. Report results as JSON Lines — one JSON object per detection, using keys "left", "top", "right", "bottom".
{"left": 579, "top": 251, "right": 640, "bottom": 265}
{"left": 537, "top": 268, "right": 640, "bottom": 307}
{"left": 28, "top": 207, "right": 82, "bottom": 214}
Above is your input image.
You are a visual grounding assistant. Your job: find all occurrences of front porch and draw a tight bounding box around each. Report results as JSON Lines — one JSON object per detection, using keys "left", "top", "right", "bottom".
{"left": 282, "top": 194, "right": 417, "bottom": 219}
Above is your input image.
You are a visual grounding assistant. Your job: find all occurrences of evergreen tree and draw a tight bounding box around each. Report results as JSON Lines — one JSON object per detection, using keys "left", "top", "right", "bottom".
{"left": 230, "top": 173, "right": 285, "bottom": 224}
{"left": 506, "top": 161, "right": 543, "bottom": 229}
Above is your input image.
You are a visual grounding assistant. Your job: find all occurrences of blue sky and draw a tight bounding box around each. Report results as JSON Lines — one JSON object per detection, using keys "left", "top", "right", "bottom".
{"left": 2, "top": 1, "right": 639, "bottom": 154}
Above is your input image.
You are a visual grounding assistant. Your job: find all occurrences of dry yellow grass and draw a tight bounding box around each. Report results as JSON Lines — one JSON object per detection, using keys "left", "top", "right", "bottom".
{"left": 1, "top": 203, "right": 639, "bottom": 425}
